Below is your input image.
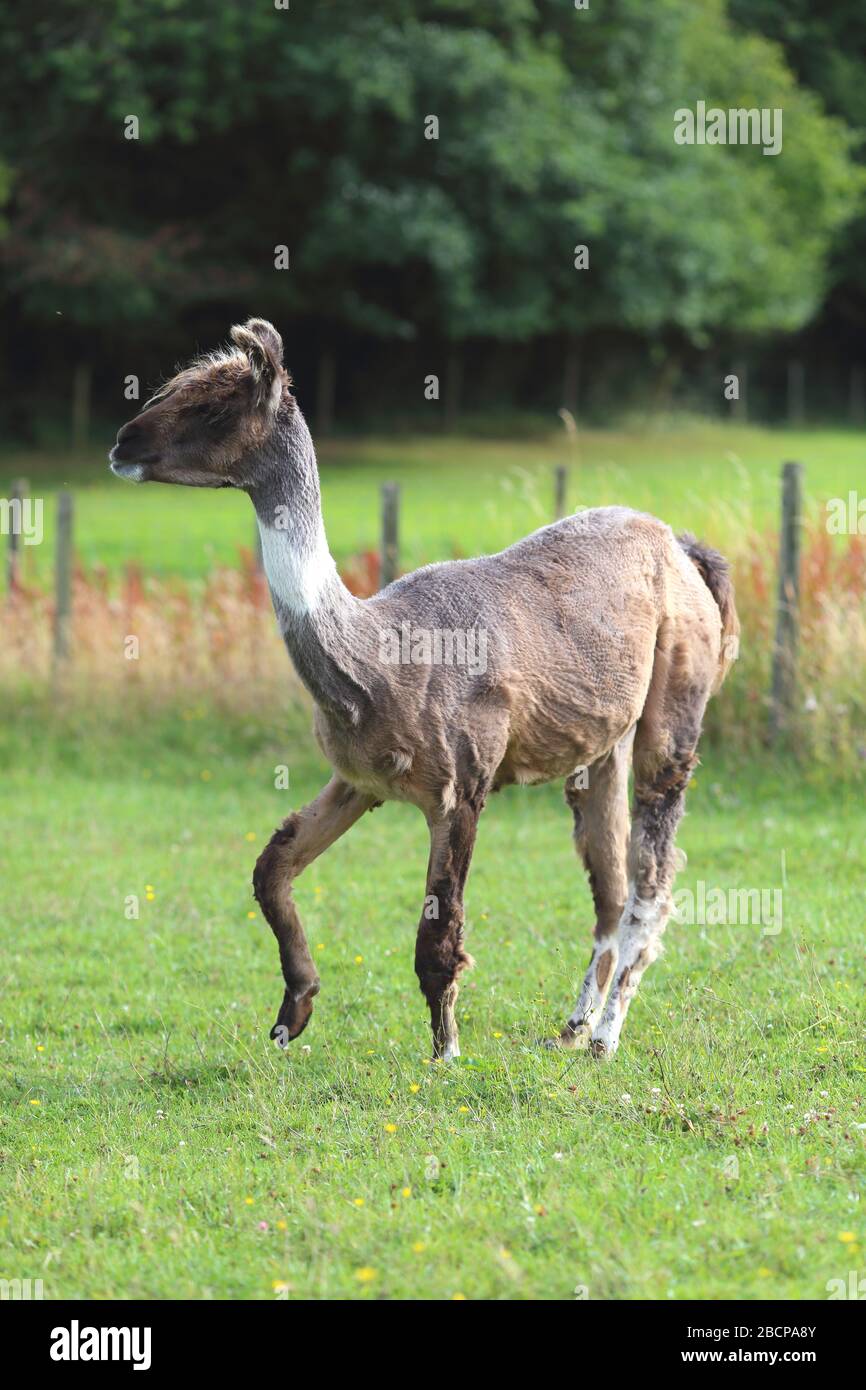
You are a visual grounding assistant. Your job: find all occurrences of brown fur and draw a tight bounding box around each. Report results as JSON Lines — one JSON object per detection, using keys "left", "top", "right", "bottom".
{"left": 595, "top": 949, "right": 614, "bottom": 992}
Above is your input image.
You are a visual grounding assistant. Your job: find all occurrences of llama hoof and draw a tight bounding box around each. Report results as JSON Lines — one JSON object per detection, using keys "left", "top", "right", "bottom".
{"left": 270, "top": 982, "right": 319, "bottom": 1048}
{"left": 544, "top": 1023, "right": 591, "bottom": 1051}
{"left": 589, "top": 1036, "right": 617, "bottom": 1060}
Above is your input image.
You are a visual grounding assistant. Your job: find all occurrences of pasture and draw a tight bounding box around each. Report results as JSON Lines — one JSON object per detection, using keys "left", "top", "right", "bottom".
{"left": 2, "top": 420, "right": 863, "bottom": 582}
{"left": 1, "top": 709, "right": 864, "bottom": 1300}
{"left": 2, "top": 423, "right": 864, "bottom": 1301}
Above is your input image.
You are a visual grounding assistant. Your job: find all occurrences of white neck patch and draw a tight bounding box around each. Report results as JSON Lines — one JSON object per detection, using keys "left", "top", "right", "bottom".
{"left": 257, "top": 515, "right": 336, "bottom": 617}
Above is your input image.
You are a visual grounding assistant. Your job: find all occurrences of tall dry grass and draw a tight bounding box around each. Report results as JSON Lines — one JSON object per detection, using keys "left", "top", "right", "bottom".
{"left": 1, "top": 551, "right": 296, "bottom": 716}
{"left": 704, "top": 526, "right": 866, "bottom": 766}
{"left": 2, "top": 531, "right": 863, "bottom": 768}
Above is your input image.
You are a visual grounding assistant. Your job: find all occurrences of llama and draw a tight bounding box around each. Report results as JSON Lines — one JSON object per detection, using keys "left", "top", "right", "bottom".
{"left": 110, "top": 319, "right": 738, "bottom": 1059}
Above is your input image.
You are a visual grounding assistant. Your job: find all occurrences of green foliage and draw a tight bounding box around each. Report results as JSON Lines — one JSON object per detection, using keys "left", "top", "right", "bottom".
{"left": 545, "top": 0, "right": 864, "bottom": 341}
{"left": 728, "top": 0, "right": 866, "bottom": 309}
{"left": 0, "top": 0, "right": 862, "bottom": 345}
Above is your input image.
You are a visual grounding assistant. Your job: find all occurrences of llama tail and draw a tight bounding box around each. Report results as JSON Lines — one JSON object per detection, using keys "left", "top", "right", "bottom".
{"left": 677, "top": 532, "right": 740, "bottom": 691}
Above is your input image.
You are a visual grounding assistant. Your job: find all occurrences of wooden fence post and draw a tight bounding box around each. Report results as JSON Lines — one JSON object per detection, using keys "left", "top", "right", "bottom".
{"left": 554, "top": 464, "right": 568, "bottom": 520}
{"left": 6, "top": 476, "right": 28, "bottom": 592}
{"left": 380, "top": 482, "right": 399, "bottom": 589}
{"left": 557, "top": 407, "right": 579, "bottom": 518}
{"left": 769, "top": 462, "right": 803, "bottom": 740}
{"left": 53, "top": 492, "right": 74, "bottom": 671}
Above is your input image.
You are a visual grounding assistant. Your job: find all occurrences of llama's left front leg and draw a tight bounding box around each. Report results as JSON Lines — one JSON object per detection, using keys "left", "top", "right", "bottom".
{"left": 590, "top": 758, "right": 693, "bottom": 1059}
{"left": 415, "top": 800, "right": 481, "bottom": 1061}
{"left": 254, "top": 777, "right": 375, "bottom": 1046}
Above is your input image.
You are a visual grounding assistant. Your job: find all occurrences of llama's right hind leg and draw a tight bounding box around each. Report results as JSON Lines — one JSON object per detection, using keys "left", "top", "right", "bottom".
{"left": 589, "top": 667, "right": 711, "bottom": 1059}
{"left": 547, "top": 734, "right": 631, "bottom": 1050}
{"left": 253, "top": 777, "right": 375, "bottom": 1046}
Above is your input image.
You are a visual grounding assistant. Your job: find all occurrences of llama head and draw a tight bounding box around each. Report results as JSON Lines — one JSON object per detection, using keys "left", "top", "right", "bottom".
{"left": 110, "top": 319, "right": 289, "bottom": 488}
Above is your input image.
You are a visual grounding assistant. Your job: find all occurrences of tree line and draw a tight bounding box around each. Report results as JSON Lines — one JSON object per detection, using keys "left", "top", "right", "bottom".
{"left": 1, "top": 0, "right": 864, "bottom": 436}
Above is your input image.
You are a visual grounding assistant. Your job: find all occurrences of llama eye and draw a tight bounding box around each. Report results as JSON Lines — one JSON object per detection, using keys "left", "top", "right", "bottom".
{"left": 183, "top": 403, "right": 226, "bottom": 433}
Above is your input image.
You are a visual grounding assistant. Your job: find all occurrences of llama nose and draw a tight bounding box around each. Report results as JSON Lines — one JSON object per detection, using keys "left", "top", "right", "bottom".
{"left": 110, "top": 419, "right": 157, "bottom": 478}
{"left": 111, "top": 419, "right": 152, "bottom": 466}
{"left": 115, "top": 420, "right": 142, "bottom": 451}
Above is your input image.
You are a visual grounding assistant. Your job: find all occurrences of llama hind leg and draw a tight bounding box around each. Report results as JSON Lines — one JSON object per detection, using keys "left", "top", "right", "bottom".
{"left": 415, "top": 800, "right": 482, "bottom": 1061}
{"left": 548, "top": 736, "right": 631, "bottom": 1049}
{"left": 253, "top": 777, "right": 375, "bottom": 1046}
{"left": 590, "top": 733, "right": 700, "bottom": 1058}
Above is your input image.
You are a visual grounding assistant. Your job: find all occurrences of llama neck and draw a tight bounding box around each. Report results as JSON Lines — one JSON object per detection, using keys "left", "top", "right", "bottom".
{"left": 253, "top": 471, "right": 336, "bottom": 619}
{"left": 248, "top": 413, "right": 370, "bottom": 722}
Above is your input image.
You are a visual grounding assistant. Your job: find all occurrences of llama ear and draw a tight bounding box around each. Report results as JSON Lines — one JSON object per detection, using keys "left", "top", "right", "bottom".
{"left": 241, "top": 318, "right": 283, "bottom": 364}
{"left": 230, "top": 319, "right": 283, "bottom": 408}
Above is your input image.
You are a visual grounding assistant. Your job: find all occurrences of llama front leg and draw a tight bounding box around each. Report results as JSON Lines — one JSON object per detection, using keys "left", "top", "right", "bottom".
{"left": 253, "top": 777, "right": 375, "bottom": 1046}
{"left": 415, "top": 801, "right": 481, "bottom": 1060}
{"left": 590, "top": 757, "right": 693, "bottom": 1059}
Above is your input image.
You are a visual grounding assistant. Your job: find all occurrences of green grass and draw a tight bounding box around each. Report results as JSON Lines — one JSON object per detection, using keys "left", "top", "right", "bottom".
{"left": 2, "top": 707, "right": 864, "bottom": 1300}
{"left": 3, "top": 420, "right": 863, "bottom": 583}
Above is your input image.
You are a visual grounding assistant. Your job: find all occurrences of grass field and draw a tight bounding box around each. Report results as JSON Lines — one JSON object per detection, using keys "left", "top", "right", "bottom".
{"left": 2, "top": 421, "right": 863, "bottom": 1300}
{"left": 2, "top": 705, "right": 864, "bottom": 1301}
{"left": 2, "top": 420, "right": 863, "bottom": 583}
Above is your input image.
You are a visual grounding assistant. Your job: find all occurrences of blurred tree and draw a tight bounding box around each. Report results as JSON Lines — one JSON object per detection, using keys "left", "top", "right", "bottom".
{"left": 540, "top": 0, "right": 862, "bottom": 381}
{"left": 0, "top": 0, "right": 862, "bottom": 427}
{"left": 728, "top": 0, "right": 866, "bottom": 334}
